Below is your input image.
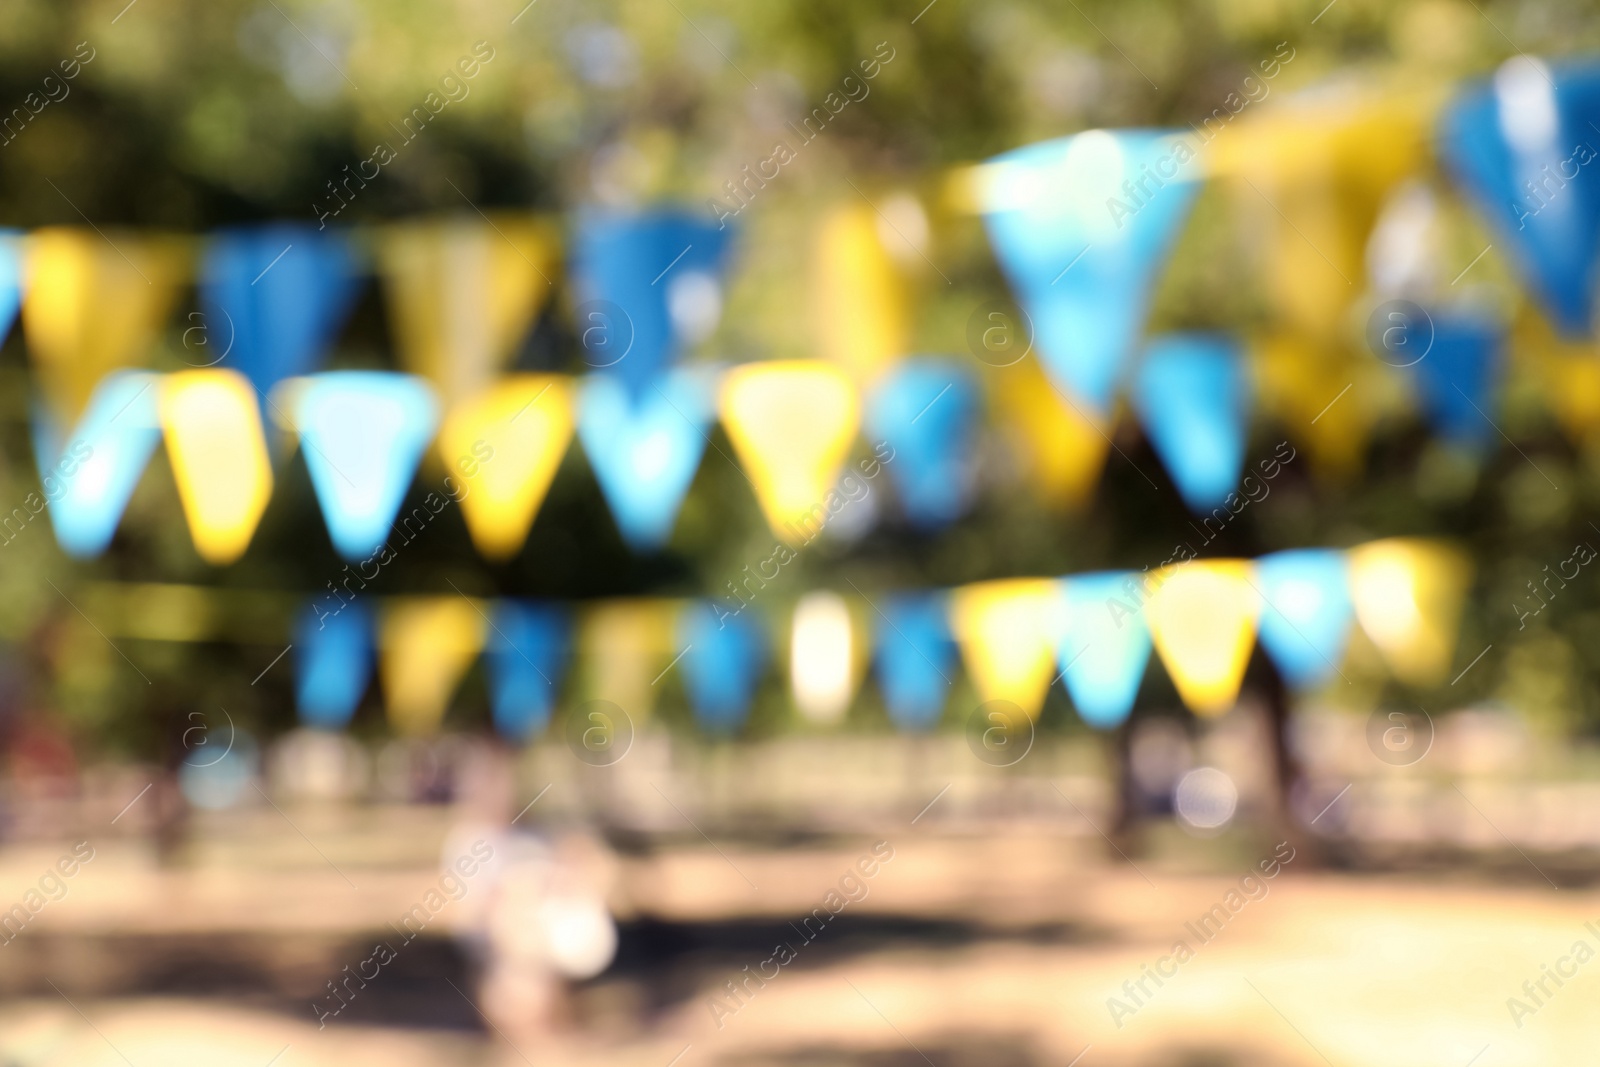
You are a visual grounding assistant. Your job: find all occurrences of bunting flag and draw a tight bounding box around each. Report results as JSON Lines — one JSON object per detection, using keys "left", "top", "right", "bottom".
{"left": 1525, "top": 312, "right": 1600, "bottom": 449}
{"left": 1253, "top": 549, "right": 1354, "bottom": 690}
{"left": 292, "top": 372, "right": 440, "bottom": 561}
{"left": 379, "top": 597, "right": 487, "bottom": 735}
{"left": 1145, "top": 560, "right": 1260, "bottom": 715}
{"left": 199, "top": 225, "right": 361, "bottom": 398}
{"left": 873, "top": 592, "right": 956, "bottom": 733}
{"left": 439, "top": 374, "right": 575, "bottom": 560}
{"left": 679, "top": 601, "right": 768, "bottom": 734}
{"left": 1252, "top": 335, "right": 1392, "bottom": 481}
{"left": 577, "top": 367, "right": 714, "bottom": 550}
{"left": 990, "top": 355, "right": 1110, "bottom": 508}
{"left": 1408, "top": 312, "right": 1502, "bottom": 445}
{"left": 295, "top": 601, "right": 374, "bottom": 730}
{"left": 485, "top": 601, "right": 568, "bottom": 742}
{"left": 1133, "top": 334, "right": 1250, "bottom": 513}
{"left": 790, "top": 592, "right": 861, "bottom": 724}
{"left": 32, "top": 370, "right": 162, "bottom": 558}
{"left": 23, "top": 227, "right": 185, "bottom": 424}
{"left": 1058, "top": 572, "right": 1152, "bottom": 729}
{"left": 948, "top": 578, "right": 1064, "bottom": 720}
{"left": 160, "top": 370, "right": 273, "bottom": 565}
{"left": 1210, "top": 85, "right": 1433, "bottom": 338}
{"left": 719, "top": 362, "right": 860, "bottom": 544}
{"left": 865, "top": 360, "right": 979, "bottom": 528}
{"left": 0, "top": 230, "right": 23, "bottom": 349}
{"left": 378, "top": 216, "right": 557, "bottom": 405}
{"left": 571, "top": 210, "right": 735, "bottom": 395}
{"left": 979, "top": 129, "right": 1202, "bottom": 411}
{"left": 1348, "top": 538, "right": 1472, "bottom": 686}
{"left": 814, "top": 204, "right": 908, "bottom": 385}
{"left": 579, "top": 599, "right": 675, "bottom": 720}
{"left": 1438, "top": 59, "right": 1600, "bottom": 337}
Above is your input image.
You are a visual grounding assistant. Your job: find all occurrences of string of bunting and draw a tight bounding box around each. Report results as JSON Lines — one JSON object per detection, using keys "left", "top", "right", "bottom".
{"left": 8, "top": 59, "right": 1600, "bottom": 563}
{"left": 281, "top": 537, "right": 1469, "bottom": 740}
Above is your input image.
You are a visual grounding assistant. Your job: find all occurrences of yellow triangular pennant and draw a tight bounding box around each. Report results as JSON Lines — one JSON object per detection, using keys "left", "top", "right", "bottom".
{"left": 24, "top": 228, "right": 186, "bottom": 423}
{"left": 719, "top": 362, "right": 860, "bottom": 545}
{"left": 579, "top": 598, "right": 677, "bottom": 723}
{"left": 380, "top": 597, "right": 487, "bottom": 735}
{"left": 378, "top": 216, "right": 557, "bottom": 407}
{"left": 160, "top": 370, "right": 273, "bottom": 565}
{"left": 1210, "top": 84, "right": 1438, "bottom": 338}
{"left": 991, "top": 356, "right": 1110, "bottom": 508}
{"left": 439, "top": 375, "right": 574, "bottom": 560}
{"left": 814, "top": 204, "right": 908, "bottom": 386}
{"left": 948, "top": 578, "right": 1064, "bottom": 720}
{"left": 1348, "top": 538, "right": 1472, "bottom": 686}
{"left": 1146, "top": 560, "right": 1261, "bottom": 716}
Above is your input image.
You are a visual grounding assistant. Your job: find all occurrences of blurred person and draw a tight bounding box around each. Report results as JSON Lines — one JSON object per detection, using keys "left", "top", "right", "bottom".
{"left": 443, "top": 751, "right": 618, "bottom": 1042}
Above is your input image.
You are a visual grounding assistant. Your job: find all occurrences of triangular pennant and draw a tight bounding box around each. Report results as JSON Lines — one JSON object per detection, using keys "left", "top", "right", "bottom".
{"left": 32, "top": 370, "right": 161, "bottom": 558}
{"left": 948, "top": 578, "right": 1064, "bottom": 720}
{"left": 486, "top": 601, "right": 569, "bottom": 743}
{"left": 378, "top": 216, "right": 557, "bottom": 405}
{"left": 1253, "top": 549, "right": 1354, "bottom": 690}
{"left": 1133, "top": 334, "right": 1251, "bottom": 513}
{"left": 865, "top": 360, "right": 979, "bottom": 528}
{"left": 23, "top": 227, "right": 185, "bottom": 424}
{"left": 1438, "top": 59, "right": 1600, "bottom": 337}
{"left": 379, "top": 597, "right": 486, "bottom": 736}
{"left": 814, "top": 203, "right": 908, "bottom": 385}
{"left": 295, "top": 600, "right": 374, "bottom": 730}
{"left": 679, "top": 601, "right": 768, "bottom": 734}
{"left": 979, "top": 129, "right": 1202, "bottom": 411}
{"left": 1058, "top": 572, "right": 1153, "bottom": 729}
{"left": 1523, "top": 311, "right": 1600, "bottom": 448}
{"left": 1211, "top": 85, "right": 1433, "bottom": 337}
{"left": 789, "top": 591, "right": 862, "bottom": 724}
{"left": 572, "top": 210, "right": 736, "bottom": 396}
{"left": 873, "top": 592, "right": 955, "bottom": 733}
{"left": 1252, "top": 334, "right": 1394, "bottom": 481}
{"left": 719, "top": 362, "right": 860, "bottom": 544}
{"left": 0, "top": 230, "right": 23, "bottom": 350}
{"left": 160, "top": 370, "right": 273, "bottom": 565}
{"left": 1408, "top": 312, "right": 1502, "bottom": 445}
{"left": 1348, "top": 538, "right": 1472, "bottom": 686}
{"left": 439, "top": 375, "right": 574, "bottom": 560}
{"left": 292, "top": 372, "right": 440, "bottom": 562}
{"left": 1146, "top": 560, "right": 1260, "bottom": 716}
{"left": 990, "top": 355, "right": 1110, "bottom": 509}
{"left": 577, "top": 367, "right": 713, "bottom": 551}
{"left": 579, "top": 599, "right": 676, "bottom": 721}
{"left": 200, "top": 224, "right": 361, "bottom": 398}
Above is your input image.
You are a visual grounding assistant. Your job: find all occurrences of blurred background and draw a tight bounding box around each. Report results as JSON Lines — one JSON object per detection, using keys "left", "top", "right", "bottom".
{"left": 1, "top": 0, "right": 1600, "bottom": 1064}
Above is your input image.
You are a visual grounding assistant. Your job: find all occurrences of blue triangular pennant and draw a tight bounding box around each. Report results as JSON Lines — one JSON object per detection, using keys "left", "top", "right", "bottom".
{"left": 577, "top": 368, "right": 713, "bottom": 550}
{"left": 1059, "top": 572, "right": 1152, "bottom": 729}
{"left": 1409, "top": 312, "right": 1501, "bottom": 446}
{"left": 981, "top": 130, "right": 1201, "bottom": 411}
{"left": 0, "top": 230, "right": 22, "bottom": 349}
{"left": 571, "top": 210, "right": 736, "bottom": 397}
{"left": 200, "top": 225, "right": 361, "bottom": 396}
{"left": 1133, "top": 333, "right": 1250, "bottom": 513}
{"left": 294, "top": 372, "right": 440, "bottom": 562}
{"left": 873, "top": 593, "right": 955, "bottom": 732}
{"left": 486, "top": 601, "right": 569, "bottom": 742}
{"left": 1438, "top": 61, "right": 1600, "bottom": 337}
{"left": 1254, "top": 549, "right": 1353, "bottom": 690}
{"left": 295, "top": 600, "right": 374, "bottom": 730}
{"left": 865, "top": 360, "right": 979, "bottom": 529}
{"left": 679, "top": 601, "right": 767, "bottom": 734}
{"left": 32, "top": 370, "right": 162, "bottom": 558}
